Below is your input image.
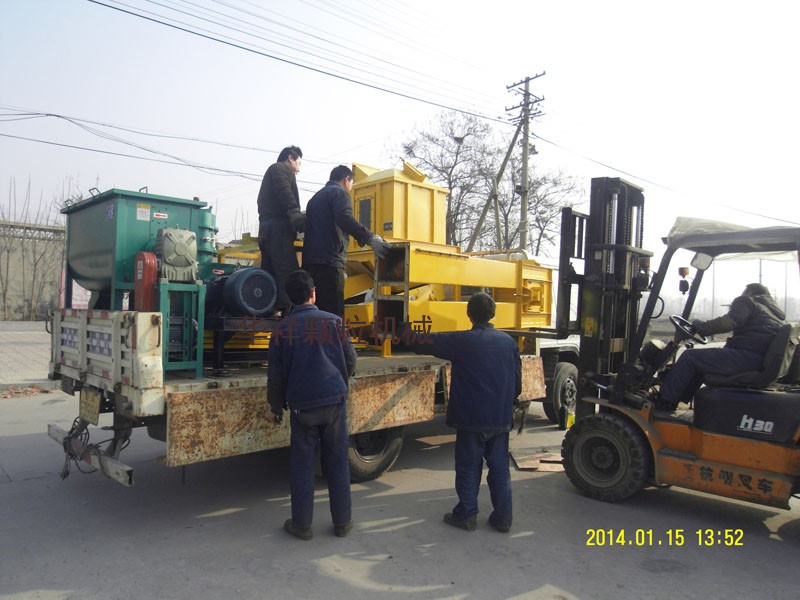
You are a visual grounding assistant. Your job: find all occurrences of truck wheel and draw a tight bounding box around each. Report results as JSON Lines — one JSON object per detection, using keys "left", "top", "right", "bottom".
{"left": 544, "top": 362, "right": 578, "bottom": 425}
{"left": 561, "top": 413, "right": 651, "bottom": 502}
{"left": 348, "top": 426, "right": 404, "bottom": 482}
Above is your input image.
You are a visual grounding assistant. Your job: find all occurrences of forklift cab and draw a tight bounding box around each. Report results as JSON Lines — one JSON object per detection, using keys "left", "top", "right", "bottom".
{"left": 559, "top": 178, "right": 800, "bottom": 509}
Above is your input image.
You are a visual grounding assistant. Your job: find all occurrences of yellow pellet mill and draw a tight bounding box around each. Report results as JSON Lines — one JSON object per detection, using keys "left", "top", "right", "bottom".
{"left": 342, "top": 161, "right": 552, "bottom": 347}
{"left": 211, "top": 160, "right": 553, "bottom": 360}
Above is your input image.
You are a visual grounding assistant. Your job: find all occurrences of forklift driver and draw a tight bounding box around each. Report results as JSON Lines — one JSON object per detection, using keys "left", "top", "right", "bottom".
{"left": 656, "top": 283, "right": 786, "bottom": 411}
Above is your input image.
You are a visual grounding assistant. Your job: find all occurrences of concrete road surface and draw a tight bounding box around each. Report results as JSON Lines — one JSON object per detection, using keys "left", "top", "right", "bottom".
{"left": 2, "top": 390, "right": 800, "bottom": 600}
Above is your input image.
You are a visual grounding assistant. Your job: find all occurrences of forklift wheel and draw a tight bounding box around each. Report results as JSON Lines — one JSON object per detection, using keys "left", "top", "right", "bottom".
{"left": 561, "top": 413, "right": 651, "bottom": 502}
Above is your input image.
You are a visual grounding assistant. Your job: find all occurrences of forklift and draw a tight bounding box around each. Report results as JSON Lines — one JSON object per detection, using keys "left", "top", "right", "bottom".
{"left": 557, "top": 177, "right": 800, "bottom": 509}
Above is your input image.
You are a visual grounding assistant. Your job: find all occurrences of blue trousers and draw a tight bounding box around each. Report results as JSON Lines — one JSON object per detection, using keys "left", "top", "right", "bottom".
{"left": 661, "top": 347, "right": 763, "bottom": 404}
{"left": 303, "top": 264, "right": 345, "bottom": 318}
{"left": 452, "top": 429, "right": 512, "bottom": 527}
{"left": 289, "top": 402, "right": 351, "bottom": 528}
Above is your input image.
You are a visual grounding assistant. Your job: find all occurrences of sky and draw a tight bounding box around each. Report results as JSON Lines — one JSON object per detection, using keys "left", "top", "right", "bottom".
{"left": 2, "top": 0, "right": 798, "bottom": 266}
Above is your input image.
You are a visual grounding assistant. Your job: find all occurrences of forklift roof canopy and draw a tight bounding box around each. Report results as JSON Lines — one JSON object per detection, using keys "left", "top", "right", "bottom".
{"left": 664, "top": 217, "right": 800, "bottom": 259}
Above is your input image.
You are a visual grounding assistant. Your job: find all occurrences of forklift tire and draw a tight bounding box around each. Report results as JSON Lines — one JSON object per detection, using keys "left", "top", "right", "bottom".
{"left": 561, "top": 413, "right": 651, "bottom": 502}
{"left": 543, "top": 362, "right": 579, "bottom": 426}
{"left": 348, "top": 426, "right": 404, "bottom": 483}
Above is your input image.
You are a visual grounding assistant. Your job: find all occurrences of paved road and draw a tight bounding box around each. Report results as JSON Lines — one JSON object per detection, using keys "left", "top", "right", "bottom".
{"left": 2, "top": 390, "right": 799, "bottom": 600}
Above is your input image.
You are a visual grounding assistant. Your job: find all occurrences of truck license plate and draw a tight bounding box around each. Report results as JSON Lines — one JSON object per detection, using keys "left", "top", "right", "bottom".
{"left": 79, "top": 388, "right": 101, "bottom": 425}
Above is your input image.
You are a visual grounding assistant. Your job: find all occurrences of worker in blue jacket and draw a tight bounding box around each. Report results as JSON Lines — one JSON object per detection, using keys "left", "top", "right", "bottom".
{"left": 404, "top": 292, "right": 522, "bottom": 532}
{"left": 267, "top": 270, "right": 357, "bottom": 540}
{"left": 302, "top": 164, "right": 391, "bottom": 317}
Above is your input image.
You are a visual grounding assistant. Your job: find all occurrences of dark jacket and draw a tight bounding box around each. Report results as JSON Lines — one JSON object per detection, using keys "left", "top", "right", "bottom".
{"left": 257, "top": 161, "right": 304, "bottom": 233}
{"left": 695, "top": 293, "right": 786, "bottom": 354}
{"left": 409, "top": 323, "right": 522, "bottom": 432}
{"left": 267, "top": 304, "right": 357, "bottom": 413}
{"left": 302, "top": 181, "right": 373, "bottom": 269}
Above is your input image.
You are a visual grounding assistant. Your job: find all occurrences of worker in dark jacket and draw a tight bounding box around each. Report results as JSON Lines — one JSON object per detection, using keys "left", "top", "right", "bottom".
{"left": 404, "top": 292, "right": 522, "bottom": 533}
{"left": 303, "top": 164, "right": 391, "bottom": 316}
{"left": 267, "top": 270, "right": 357, "bottom": 540}
{"left": 257, "top": 145, "right": 304, "bottom": 314}
{"left": 659, "top": 283, "right": 786, "bottom": 409}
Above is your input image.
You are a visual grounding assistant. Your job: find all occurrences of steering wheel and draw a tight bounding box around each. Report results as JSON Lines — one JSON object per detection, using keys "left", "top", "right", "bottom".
{"left": 669, "top": 315, "right": 708, "bottom": 345}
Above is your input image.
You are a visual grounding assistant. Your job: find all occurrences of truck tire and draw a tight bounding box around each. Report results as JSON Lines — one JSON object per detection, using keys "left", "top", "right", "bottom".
{"left": 348, "top": 426, "right": 404, "bottom": 482}
{"left": 561, "top": 413, "right": 651, "bottom": 502}
{"left": 544, "top": 362, "right": 578, "bottom": 425}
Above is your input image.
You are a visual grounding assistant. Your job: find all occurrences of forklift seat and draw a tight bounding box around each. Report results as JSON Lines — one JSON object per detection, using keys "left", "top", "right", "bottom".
{"left": 703, "top": 324, "right": 796, "bottom": 389}
{"left": 693, "top": 386, "right": 800, "bottom": 443}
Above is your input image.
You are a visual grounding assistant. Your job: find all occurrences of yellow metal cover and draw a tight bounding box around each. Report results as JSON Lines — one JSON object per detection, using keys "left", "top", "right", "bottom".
{"left": 350, "top": 161, "right": 449, "bottom": 247}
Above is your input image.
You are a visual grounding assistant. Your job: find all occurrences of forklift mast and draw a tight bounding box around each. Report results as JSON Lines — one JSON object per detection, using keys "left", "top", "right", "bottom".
{"left": 557, "top": 178, "right": 653, "bottom": 416}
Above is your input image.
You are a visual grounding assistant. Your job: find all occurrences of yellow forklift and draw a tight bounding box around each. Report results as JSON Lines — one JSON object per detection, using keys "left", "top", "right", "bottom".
{"left": 558, "top": 177, "right": 800, "bottom": 509}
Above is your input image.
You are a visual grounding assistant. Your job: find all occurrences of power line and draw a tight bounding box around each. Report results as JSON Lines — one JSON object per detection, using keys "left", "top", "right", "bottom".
{"left": 86, "top": 0, "right": 509, "bottom": 125}
{"left": 0, "top": 104, "right": 337, "bottom": 164}
{"left": 143, "top": 0, "right": 488, "bottom": 110}
{"left": 204, "top": 0, "right": 499, "bottom": 108}
{"left": 718, "top": 205, "right": 800, "bottom": 227}
{"left": 0, "top": 132, "right": 261, "bottom": 179}
{"left": 304, "top": 0, "right": 481, "bottom": 73}
{"left": 2, "top": 4, "right": 694, "bottom": 199}
{"left": 84, "top": 1, "right": 679, "bottom": 190}
{"left": 531, "top": 132, "right": 680, "bottom": 193}
{"left": 0, "top": 132, "right": 329, "bottom": 189}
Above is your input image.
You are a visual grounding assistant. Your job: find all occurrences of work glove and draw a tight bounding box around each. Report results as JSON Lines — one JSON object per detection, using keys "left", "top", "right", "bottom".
{"left": 368, "top": 234, "right": 391, "bottom": 260}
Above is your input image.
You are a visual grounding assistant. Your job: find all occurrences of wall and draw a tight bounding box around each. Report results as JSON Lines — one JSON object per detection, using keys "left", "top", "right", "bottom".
{"left": 0, "top": 221, "right": 64, "bottom": 321}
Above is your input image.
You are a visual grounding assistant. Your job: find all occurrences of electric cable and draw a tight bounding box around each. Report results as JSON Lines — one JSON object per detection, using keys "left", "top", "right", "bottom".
{"left": 145, "top": 0, "right": 482, "bottom": 108}
{"left": 173, "top": 0, "right": 498, "bottom": 108}
{"left": 0, "top": 132, "right": 262, "bottom": 179}
{"left": 0, "top": 103, "right": 339, "bottom": 164}
{"left": 86, "top": 0, "right": 510, "bottom": 125}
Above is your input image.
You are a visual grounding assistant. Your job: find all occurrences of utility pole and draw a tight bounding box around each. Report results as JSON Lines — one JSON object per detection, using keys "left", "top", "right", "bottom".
{"left": 465, "top": 121, "right": 522, "bottom": 252}
{"left": 506, "top": 73, "right": 544, "bottom": 252}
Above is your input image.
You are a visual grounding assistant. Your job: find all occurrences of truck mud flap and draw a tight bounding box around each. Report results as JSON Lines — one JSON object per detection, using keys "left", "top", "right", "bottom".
{"left": 48, "top": 423, "right": 134, "bottom": 487}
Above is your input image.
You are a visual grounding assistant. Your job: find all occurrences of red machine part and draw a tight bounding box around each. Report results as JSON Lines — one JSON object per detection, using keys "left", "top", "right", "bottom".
{"left": 134, "top": 252, "right": 158, "bottom": 311}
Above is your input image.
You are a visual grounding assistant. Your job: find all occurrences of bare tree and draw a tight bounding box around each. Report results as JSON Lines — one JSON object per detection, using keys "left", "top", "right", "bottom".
{"left": 0, "top": 177, "right": 68, "bottom": 320}
{"left": 399, "top": 111, "right": 582, "bottom": 257}
{"left": 0, "top": 181, "right": 14, "bottom": 319}
{"left": 526, "top": 170, "right": 582, "bottom": 257}
{"left": 492, "top": 161, "right": 582, "bottom": 256}
{"left": 401, "top": 112, "right": 499, "bottom": 247}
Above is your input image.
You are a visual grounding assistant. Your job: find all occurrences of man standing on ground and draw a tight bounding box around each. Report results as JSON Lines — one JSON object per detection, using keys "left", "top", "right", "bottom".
{"left": 267, "top": 270, "right": 356, "bottom": 540}
{"left": 403, "top": 292, "right": 522, "bottom": 532}
{"left": 302, "top": 164, "right": 391, "bottom": 316}
{"left": 257, "top": 145, "right": 304, "bottom": 314}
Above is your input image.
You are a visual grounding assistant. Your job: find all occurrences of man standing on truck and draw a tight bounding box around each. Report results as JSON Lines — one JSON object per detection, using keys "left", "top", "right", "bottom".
{"left": 267, "top": 270, "right": 357, "bottom": 540}
{"left": 402, "top": 292, "right": 521, "bottom": 532}
{"left": 657, "top": 283, "right": 786, "bottom": 410}
{"left": 302, "top": 164, "right": 391, "bottom": 317}
{"left": 257, "top": 145, "right": 305, "bottom": 315}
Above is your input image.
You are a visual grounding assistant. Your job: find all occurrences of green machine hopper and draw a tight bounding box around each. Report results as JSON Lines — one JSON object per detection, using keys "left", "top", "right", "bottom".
{"left": 62, "top": 188, "right": 216, "bottom": 309}
{"left": 61, "top": 189, "right": 218, "bottom": 377}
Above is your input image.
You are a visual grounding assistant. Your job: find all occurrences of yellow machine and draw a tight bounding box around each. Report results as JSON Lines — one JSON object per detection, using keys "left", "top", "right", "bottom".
{"left": 222, "top": 161, "right": 553, "bottom": 351}
{"left": 347, "top": 162, "right": 552, "bottom": 339}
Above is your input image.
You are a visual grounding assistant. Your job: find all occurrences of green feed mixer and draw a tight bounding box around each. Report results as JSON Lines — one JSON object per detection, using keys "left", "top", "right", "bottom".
{"left": 61, "top": 189, "right": 277, "bottom": 376}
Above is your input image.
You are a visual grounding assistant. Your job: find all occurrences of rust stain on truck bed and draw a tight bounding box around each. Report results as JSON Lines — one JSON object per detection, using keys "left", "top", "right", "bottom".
{"left": 167, "top": 387, "right": 288, "bottom": 467}
{"left": 167, "top": 369, "right": 438, "bottom": 467}
{"left": 166, "top": 356, "right": 542, "bottom": 467}
{"left": 349, "top": 370, "right": 435, "bottom": 434}
{"left": 520, "top": 356, "right": 546, "bottom": 400}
